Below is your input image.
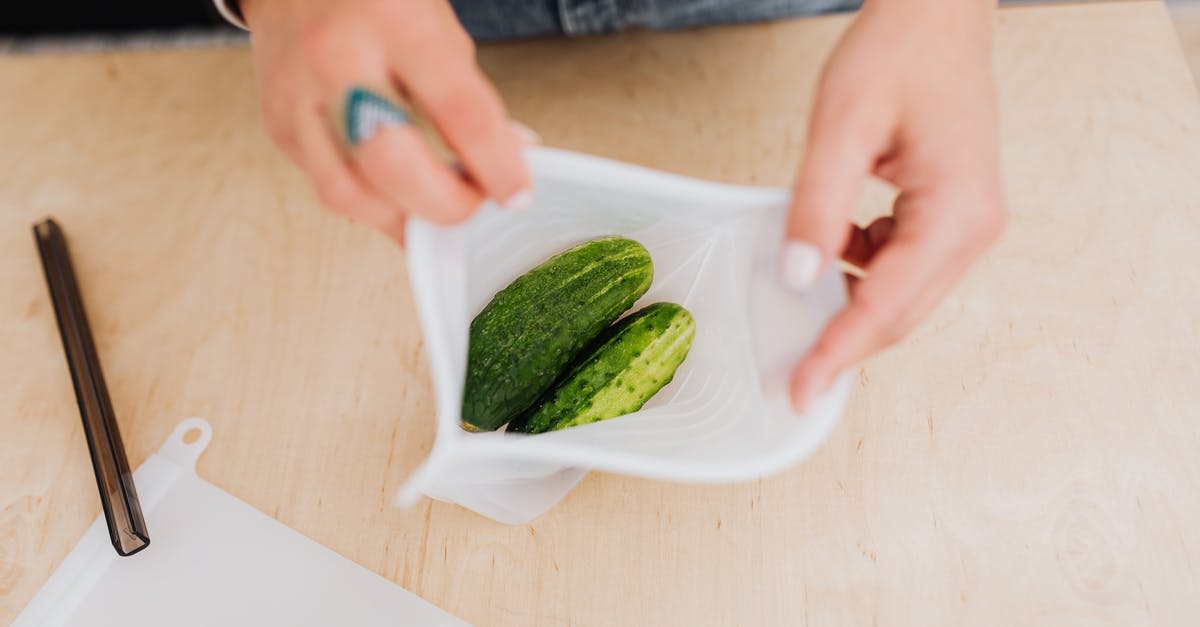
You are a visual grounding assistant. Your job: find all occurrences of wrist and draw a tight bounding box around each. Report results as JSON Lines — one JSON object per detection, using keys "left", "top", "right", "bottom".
{"left": 862, "top": 0, "right": 995, "bottom": 26}
{"left": 864, "top": 0, "right": 995, "bottom": 11}
{"left": 860, "top": 0, "right": 995, "bottom": 50}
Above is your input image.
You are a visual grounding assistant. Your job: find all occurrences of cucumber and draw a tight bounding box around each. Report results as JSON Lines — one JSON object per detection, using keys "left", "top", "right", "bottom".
{"left": 461, "top": 237, "right": 654, "bottom": 432}
{"left": 508, "top": 302, "right": 695, "bottom": 434}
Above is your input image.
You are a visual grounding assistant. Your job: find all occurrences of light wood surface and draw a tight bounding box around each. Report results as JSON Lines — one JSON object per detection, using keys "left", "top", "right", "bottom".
{"left": 3, "top": 2, "right": 1200, "bottom": 625}
{"left": 1169, "top": 1, "right": 1200, "bottom": 79}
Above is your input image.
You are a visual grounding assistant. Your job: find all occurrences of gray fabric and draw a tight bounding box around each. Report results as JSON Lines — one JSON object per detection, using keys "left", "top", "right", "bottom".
{"left": 452, "top": 0, "right": 861, "bottom": 41}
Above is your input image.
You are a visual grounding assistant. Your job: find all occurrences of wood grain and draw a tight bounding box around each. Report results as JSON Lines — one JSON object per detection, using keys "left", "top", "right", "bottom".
{"left": 3, "top": 2, "right": 1200, "bottom": 625}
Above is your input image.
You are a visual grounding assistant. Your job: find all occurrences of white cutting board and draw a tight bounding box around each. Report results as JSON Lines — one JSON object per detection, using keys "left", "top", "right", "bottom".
{"left": 15, "top": 418, "right": 469, "bottom": 627}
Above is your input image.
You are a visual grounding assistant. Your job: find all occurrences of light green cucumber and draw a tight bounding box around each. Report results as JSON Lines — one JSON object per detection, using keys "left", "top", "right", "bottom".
{"left": 507, "top": 302, "right": 695, "bottom": 434}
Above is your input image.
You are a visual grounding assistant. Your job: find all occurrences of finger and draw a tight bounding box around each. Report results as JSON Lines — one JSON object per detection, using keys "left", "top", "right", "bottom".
{"left": 295, "top": 104, "right": 406, "bottom": 241}
{"left": 338, "top": 85, "right": 478, "bottom": 232}
{"left": 840, "top": 216, "right": 896, "bottom": 269}
{"left": 780, "top": 96, "right": 890, "bottom": 293}
{"left": 354, "top": 124, "right": 484, "bottom": 225}
{"left": 789, "top": 195, "right": 959, "bottom": 411}
{"left": 388, "top": 15, "right": 531, "bottom": 208}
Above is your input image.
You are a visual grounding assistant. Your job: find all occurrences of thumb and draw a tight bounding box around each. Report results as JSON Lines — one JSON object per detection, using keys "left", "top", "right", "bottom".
{"left": 781, "top": 106, "right": 885, "bottom": 292}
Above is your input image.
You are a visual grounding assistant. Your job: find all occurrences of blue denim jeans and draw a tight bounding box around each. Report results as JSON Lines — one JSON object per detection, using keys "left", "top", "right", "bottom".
{"left": 451, "top": 0, "right": 861, "bottom": 41}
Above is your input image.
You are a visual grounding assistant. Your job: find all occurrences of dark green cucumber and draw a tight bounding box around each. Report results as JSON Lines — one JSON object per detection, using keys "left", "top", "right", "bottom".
{"left": 508, "top": 302, "right": 695, "bottom": 434}
{"left": 461, "top": 237, "right": 654, "bottom": 432}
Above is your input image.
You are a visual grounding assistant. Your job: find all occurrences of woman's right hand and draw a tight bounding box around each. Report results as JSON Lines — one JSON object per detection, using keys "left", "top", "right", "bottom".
{"left": 242, "top": 0, "right": 532, "bottom": 243}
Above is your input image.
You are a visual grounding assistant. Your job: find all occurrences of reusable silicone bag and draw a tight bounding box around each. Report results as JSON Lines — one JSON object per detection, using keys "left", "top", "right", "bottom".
{"left": 398, "top": 148, "right": 852, "bottom": 524}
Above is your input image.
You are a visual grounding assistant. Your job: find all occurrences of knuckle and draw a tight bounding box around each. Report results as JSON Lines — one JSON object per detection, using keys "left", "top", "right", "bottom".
{"left": 354, "top": 130, "right": 402, "bottom": 171}
{"left": 457, "top": 32, "right": 477, "bottom": 58}
{"left": 261, "top": 115, "right": 293, "bottom": 150}
{"left": 299, "top": 20, "right": 341, "bottom": 64}
{"left": 978, "top": 201, "right": 1009, "bottom": 242}
{"left": 810, "top": 91, "right": 887, "bottom": 154}
{"left": 815, "top": 74, "right": 869, "bottom": 123}
{"left": 255, "top": 81, "right": 302, "bottom": 151}
{"left": 805, "top": 341, "right": 839, "bottom": 371}
{"left": 411, "top": 29, "right": 473, "bottom": 61}
{"left": 428, "top": 77, "right": 492, "bottom": 139}
{"left": 438, "top": 195, "right": 477, "bottom": 223}
{"left": 417, "top": 187, "right": 476, "bottom": 225}
{"left": 391, "top": 9, "right": 473, "bottom": 60}
{"left": 376, "top": 206, "right": 407, "bottom": 232}
{"left": 315, "top": 176, "right": 362, "bottom": 214}
{"left": 449, "top": 28, "right": 476, "bottom": 58}
{"left": 853, "top": 296, "right": 901, "bottom": 344}
{"left": 299, "top": 20, "right": 369, "bottom": 87}
{"left": 961, "top": 197, "right": 1009, "bottom": 251}
{"left": 878, "top": 322, "right": 907, "bottom": 348}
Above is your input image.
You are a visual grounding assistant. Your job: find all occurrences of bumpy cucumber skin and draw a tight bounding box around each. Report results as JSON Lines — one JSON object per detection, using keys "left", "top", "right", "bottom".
{"left": 461, "top": 237, "right": 654, "bottom": 432}
{"left": 508, "top": 302, "right": 695, "bottom": 434}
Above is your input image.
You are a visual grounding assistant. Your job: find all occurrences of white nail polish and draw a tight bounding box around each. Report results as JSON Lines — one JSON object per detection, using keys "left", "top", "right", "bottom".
{"left": 502, "top": 188, "right": 533, "bottom": 212}
{"left": 510, "top": 121, "right": 541, "bottom": 145}
{"left": 779, "top": 241, "right": 823, "bottom": 292}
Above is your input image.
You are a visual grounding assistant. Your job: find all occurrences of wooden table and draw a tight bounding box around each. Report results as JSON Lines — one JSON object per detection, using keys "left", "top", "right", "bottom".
{"left": 3, "top": 1, "right": 1199, "bottom": 624}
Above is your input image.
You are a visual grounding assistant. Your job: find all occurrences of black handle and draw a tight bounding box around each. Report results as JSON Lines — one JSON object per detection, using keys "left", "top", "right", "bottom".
{"left": 34, "top": 218, "right": 149, "bottom": 557}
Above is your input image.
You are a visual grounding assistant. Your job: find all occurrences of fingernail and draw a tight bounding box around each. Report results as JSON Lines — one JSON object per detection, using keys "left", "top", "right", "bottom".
{"left": 779, "top": 241, "right": 823, "bottom": 292}
{"left": 344, "top": 87, "right": 408, "bottom": 146}
{"left": 510, "top": 121, "right": 541, "bottom": 145}
{"left": 502, "top": 188, "right": 533, "bottom": 212}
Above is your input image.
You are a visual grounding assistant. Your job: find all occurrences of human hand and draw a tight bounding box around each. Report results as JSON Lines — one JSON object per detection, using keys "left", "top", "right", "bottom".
{"left": 242, "top": 0, "right": 533, "bottom": 243}
{"left": 780, "top": 0, "right": 1007, "bottom": 410}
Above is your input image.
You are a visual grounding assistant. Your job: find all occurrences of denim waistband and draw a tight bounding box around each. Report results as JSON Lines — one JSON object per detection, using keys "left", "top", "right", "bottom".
{"left": 452, "top": 0, "right": 861, "bottom": 41}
